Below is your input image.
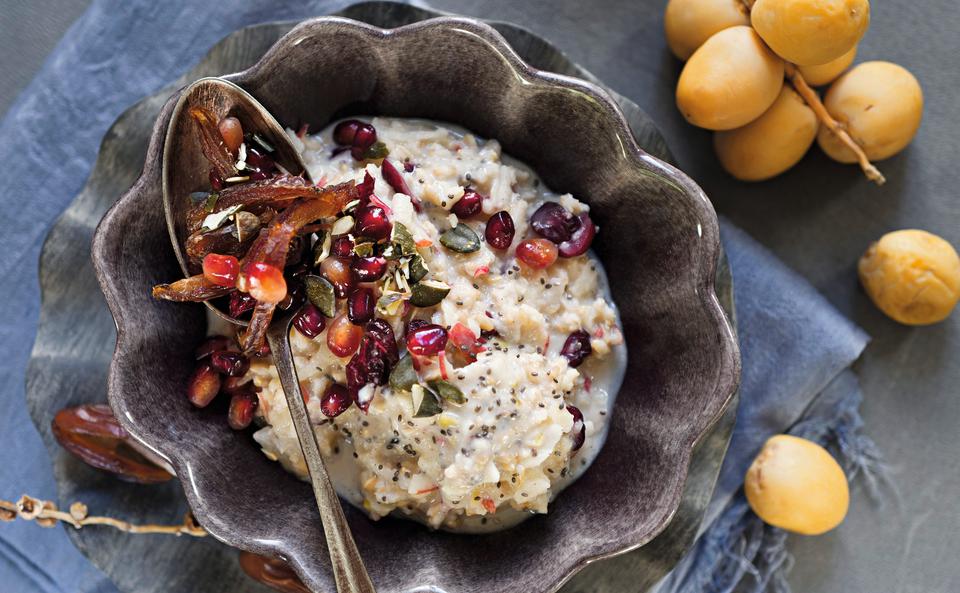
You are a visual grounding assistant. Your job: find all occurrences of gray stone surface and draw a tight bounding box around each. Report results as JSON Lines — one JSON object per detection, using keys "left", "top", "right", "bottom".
{"left": 8, "top": 1, "right": 960, "bottom": 592}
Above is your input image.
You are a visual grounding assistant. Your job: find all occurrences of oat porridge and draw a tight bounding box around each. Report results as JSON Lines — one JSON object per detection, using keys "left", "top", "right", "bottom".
{"left": 155, "top": 112, "right": 625, "bottom": 533}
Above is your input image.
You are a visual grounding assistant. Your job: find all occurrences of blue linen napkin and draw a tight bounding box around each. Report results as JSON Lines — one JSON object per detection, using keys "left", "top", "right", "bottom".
{"left": 0, "top": 2, "right": 876, "bottom": 592}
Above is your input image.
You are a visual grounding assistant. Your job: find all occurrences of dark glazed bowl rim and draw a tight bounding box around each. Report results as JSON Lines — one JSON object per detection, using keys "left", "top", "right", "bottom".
{"left": 92, "top": 15, "right": 740, "bottom": 593}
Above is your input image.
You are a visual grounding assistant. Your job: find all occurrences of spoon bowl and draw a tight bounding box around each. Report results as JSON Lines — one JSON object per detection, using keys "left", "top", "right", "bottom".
{"left": 162, "top": 77, "right": 312, "bottom": 326}
{"left": 161, "top": 77, "right": 376, "bottom": 593}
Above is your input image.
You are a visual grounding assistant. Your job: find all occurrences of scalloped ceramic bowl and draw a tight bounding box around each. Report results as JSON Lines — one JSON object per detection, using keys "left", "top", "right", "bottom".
{"left": 92, "top": 15, "right": 739, "bottom": 593}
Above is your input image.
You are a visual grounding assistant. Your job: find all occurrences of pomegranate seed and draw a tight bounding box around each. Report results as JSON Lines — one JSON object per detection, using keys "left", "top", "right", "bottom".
{"left": 229, "top": 291, "right": 256, "bottom": 317}
{"left": 567, "top": 405, "right": 586, "bottom": 451}
{"left": 195, "top": 335, "right": 232, "bottom": 360}
{"left": 228, "top": 391, "right": 259, "bottom": 430}
{"left": 333, "top": 120, "right": 362, "bottom": 145}
{"left": 209, "top": 170, "right": 224, "bottom": 191}
{"left": 403, "top": 161, "right": 415, "bottom": 173}
{"left": 331, "top": 235, "right": 354, "bottom": 257}
{"left": 516, "top": 238, "right": 558, "bottom": 269}
{"left": 319, "top": 257, "right": 354, "bottom": 298}
{"left": 353, "top": 206, "right": 392, "bottom": 241}
{"left": 406, "top": 324, "right": 448, "bottom": 356}
{"left": 187, "top": 362, "right": 221, "bottom": 408}
{"left": 405, "top": 319, "right": 430, "bottom": 336}
{"left": 245, "top": 145, "right": 276, "bottom": 178}
{"left": 352, "top": 123, "right": 377, "bottom": 150}
{"left": 381, "top": 159, "right": 412, "bottom": 196}
{"left": 202, "top": 253, "right": 240, "bottom": 287}
{"left": 560, "top": 330, "right": 592, "bottom": 367}
{"left": 320, "top": 384, "right": 353, "bottom": 418}
{"left": 351, "top": 256, "right": 388, "bottom": 283}
{"left": 247, "top": 263, "right": 287, "bottom": 304}
{"left": 530, "top": 202, "right": 580, "bottom": 243}
{"left": 558, "top": 213, "right": 596, "bottom": 258}
{"left": 451, "top": 189, "right": 484, "bottom": 219}
{"left": 222, "top": 375, "right": 253, "bottom": 394}
{"left": 218, "top": 117, "right": 243, "bottom": 154}
{"left": 210, "top": 351, "right": 250, "bottom": 377}
{"left": 485, "top": 211, "right": 515, "bottom": 249}
{"left": 293, "top": 303, "right": 327, "bottom": 338}
{"left": 327, "top": 314, "right": 363, "bottom": 357}
{"left": 347, "top": 288, "right": 375, "bottom": 324}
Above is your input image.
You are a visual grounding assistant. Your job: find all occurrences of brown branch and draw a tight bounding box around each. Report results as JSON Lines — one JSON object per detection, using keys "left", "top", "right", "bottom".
{"left": 1, "top": 495, "right": 207, "bottom": 537}
{"left": 784, "top": 63, "right": 886, "bottom": 185}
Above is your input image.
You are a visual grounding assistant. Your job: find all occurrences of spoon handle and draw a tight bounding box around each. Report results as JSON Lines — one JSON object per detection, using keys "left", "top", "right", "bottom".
{"left": 266, "top": 323, "right": 377, "bottom": 593}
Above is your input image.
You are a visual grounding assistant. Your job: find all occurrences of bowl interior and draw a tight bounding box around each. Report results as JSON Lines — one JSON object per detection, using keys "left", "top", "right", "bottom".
{"left": 95, "top": 16, "right": 737, "bottom": 593}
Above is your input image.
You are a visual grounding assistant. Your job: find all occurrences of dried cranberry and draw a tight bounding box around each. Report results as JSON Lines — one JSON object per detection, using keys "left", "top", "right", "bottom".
{"left": 351, "top": 256, "right": 388, "bottom": 283}
{"left": 452, "top": 189, "right": 484, "bottom": 219}
{"left": 320, "top": 384, "right": 353, "bottom": 418}
{"left": 567, "top": 405, "right": 585, "bottom": 451}
{"left": 293, "top": 303, "right": 327, "bottom": 339}
{"left": 558, "top": 213, "right": 596, "bottom": 258}
{"left": 195, "top": 335, "right": 232, "bottom": 360}
{"left": 366, "top": 319, "right": 399, "bottom": 365}
{"left": 354, "top": 206, "right": 392, "bottom": 241}
{"left": 210, "top": 351, "right": 250, "bottom": 377}
{"left": 187, "top": 362, "right": 221, "bottom": 408}
{"left": 381, "top": 159, "right": 412, "bottom": 196}
{"left": 560, "top": 330, "right": 592, "bottom": 368}
{"left": 331, "top": 235, "right": 354, "bottom": 257}
{"left": 485, "top": 211, "right": 515, "bottom": 249}
{"left": 406, "top": 324, "right": 448, "bottom": 356}
{"left": 228, "top": 391, "right": 259, "bottom": 430}
{"left": 347, "top": 288, "right": 375, "bottom": 325}
{"left": 229, "top": 291, "right": 256, "bottom": 317}
{"left": 356, "top": 172, "right": 375, "bottom": 205}
{"left": 530, "top": 202, "right": 580, "bottom": 243}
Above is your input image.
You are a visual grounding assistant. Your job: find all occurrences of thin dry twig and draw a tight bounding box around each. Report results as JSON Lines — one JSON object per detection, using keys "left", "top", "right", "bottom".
{"left": 1, "top": 495, "right": 207, "bottom": 537}
{"left": 785, "top": 64, "right": 886, "bottom": 185}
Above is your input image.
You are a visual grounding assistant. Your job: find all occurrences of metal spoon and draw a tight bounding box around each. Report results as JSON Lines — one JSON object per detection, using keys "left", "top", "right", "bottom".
{"left": 162, "top": 77, "right": 376, "bottom": 593}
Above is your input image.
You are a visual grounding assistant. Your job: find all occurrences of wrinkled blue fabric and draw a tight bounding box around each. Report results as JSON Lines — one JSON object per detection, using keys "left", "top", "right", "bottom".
{"left": 0, "top": 2, "right": 870, "bottom": 592}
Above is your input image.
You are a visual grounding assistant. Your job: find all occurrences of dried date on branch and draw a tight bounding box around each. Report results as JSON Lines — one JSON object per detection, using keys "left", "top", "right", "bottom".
{"left": 239, "top": 551, "right": 310, "bottom": 593}
{"left": 52, "top": 405, "right": 173, "bottom": 484}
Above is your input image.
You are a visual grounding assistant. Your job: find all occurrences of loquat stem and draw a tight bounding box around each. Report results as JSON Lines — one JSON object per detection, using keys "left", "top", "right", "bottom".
{"left": 785, "top": 64, "right": 886, "bottom": 185}
{"left": 1, "top": 495, "right": 207, "bottom": 537}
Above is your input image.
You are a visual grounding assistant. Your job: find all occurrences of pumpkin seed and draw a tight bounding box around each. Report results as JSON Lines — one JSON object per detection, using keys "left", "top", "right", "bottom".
{"left": 304, "top": 275, "right": 336, "bottom": 317}
{"left": 330, "top": 215, "right": 355, "bottom": 236}
{"left": 360, "top": 141, "right": 390, "bottom": 161}
{"left": 439, "top": 224, "right": 481, "bottom": 253}
{"left": 389, "top": 356, "right": 418, "bottom": 393}
{"left": 312, "top": 230, "right": 331, "bottom": 266}
{"left": 376, "top": 290, "right": 406, "bottom": 316}
{"left": 428, "top": 380, "right": 466, "bottom": 404}
{"left": 411, "top": 384, "right": 442, "bottom": 417}
{"left": 353, "top": 241, "right": 375, "bottom": 258}
{"left": 391, "top": 222, "right": 417, "bottom": 257}
{"left": 408, "top": 255, "right": 429, "bottom": 283}
{"left": 409, "top": 280, "right": 450, "bottom": 307}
